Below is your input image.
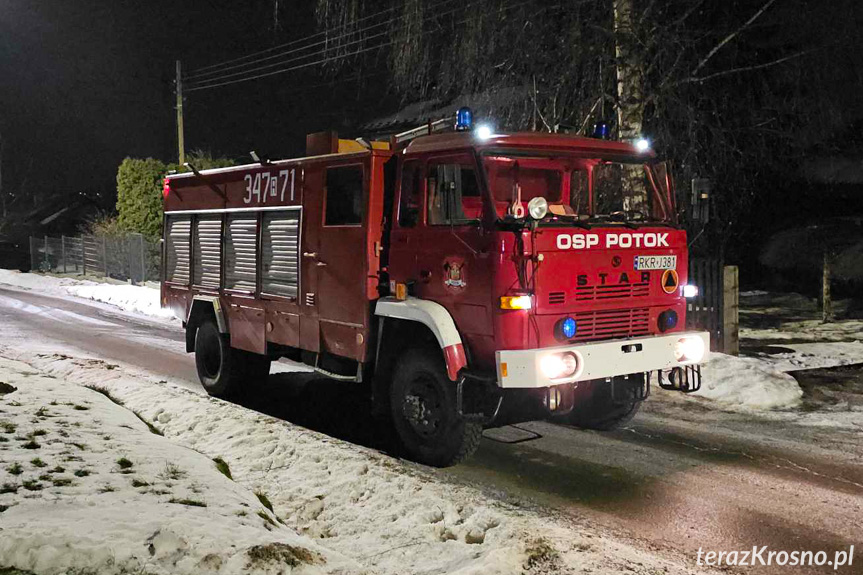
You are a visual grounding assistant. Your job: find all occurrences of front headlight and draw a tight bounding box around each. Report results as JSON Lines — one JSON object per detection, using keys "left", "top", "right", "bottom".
{"left": 540, "top": 352, "right": 581, "bottom": 380}
{"left": 528, "top": 197, "right": 549, "bottom": 220}
{"left": 674, "top": 336, "right": 705, "bottom": 364}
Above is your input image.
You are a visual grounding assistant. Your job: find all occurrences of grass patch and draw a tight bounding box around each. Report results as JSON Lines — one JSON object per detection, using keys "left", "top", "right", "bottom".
{"left": 0, "top": 436, "right": 8, "bottom": 442}
{"left": 256, "top": 510, "right": 277, "bottom": 528}
{"left": 49, "top": 465, "right": 65, "bottom": 474}
{"left": 158, "top": 462, "right": 186, "bottom": 481}
{"left": 52, "top": 478, "right": 73, "bottom": 487}
{"left": 169, "top": 498, "right": 206, "bottom": 507}
{"left": 21, "top": 440, "right": 40, "bottom": 450}
{"left": 6, "top": 463, "right": 22, "bottom": 475}
{"left": 0, "top": 483, "right": 18, "bottom": 494}
{"left": 213, "top": 457, "right": 232, "bottom": 480}
{"left": 0, "top": 567, "right": 38, "bottom": 575}
{"left": 523, "top": 538, "right": 560, "bottom": 570}
{"left": 34, "top": 407, "right": 52, "bottom": 418}
{"left": 38, "top": 474, "right": 52, "bottom": 481}
{"left": 70, "top": 442, "right": 87, "bottom": 451}
{"left": 0, "top": 382, "right": 17, "bottom": 395}
{"left": 84, "top": 385, "right": 124, "bottom": 406}
{"left": 131, "top": 478, "right": 150, "bottom": 488}
{"left": 247, "top": 543, "right": 321, "bottom": 568}
{"left": 74, "top": 469, "right": 91, "bottom": 477}
{"left": 98, "top": 484, "right": 115, "bottom": 493}
{"left": 0, "top": 504, "right": 8, "bottom": 513}
{"left": 1, "top": 421, "right": 15, "bottom": 434}
{"left": 31, "top": 458, "right": 46, "bottom": 468}
{"left": 254, "top": 491, "right": 274, "bottom": 513}
{"left": 21, "top": 479, "right": 42, "bottom": 491}
{"left": 30, "top": 429, "right": 47, "bottom": 437}
{"left": 116, "top": 457, "right": 133, "bottom": 470}
{"left": 72, "top": 404, "right": 90, "bottom": 411}
{"left": 132, "top": 411, "right": 163, "bottom": 435}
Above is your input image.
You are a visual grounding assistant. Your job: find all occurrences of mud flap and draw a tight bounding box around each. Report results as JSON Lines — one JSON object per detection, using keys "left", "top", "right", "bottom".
{"left": 652, "top": 365, "right": 702, "bottom": 393}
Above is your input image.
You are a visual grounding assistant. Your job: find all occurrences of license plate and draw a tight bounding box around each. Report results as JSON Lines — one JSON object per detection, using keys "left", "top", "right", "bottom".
{"left": 634, "top": 255, "right": 677, "bottom": 271}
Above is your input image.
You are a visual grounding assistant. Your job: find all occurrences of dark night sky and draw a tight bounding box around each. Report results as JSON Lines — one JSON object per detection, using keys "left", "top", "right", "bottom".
{"left": 0, "top": 0, "right": 392, "bottom": 214}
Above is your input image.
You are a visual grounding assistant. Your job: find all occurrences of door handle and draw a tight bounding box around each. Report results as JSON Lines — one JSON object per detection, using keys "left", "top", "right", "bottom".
{"left": 315, "top": 261, "right": 328, "bottom": 267}
{"left": 303, "top": 252, "right": 318, "bottom": 259}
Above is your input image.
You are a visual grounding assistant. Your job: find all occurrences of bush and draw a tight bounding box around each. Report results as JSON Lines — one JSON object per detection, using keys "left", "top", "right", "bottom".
{"left": 115, "top": 151, "right": 234, "bottom": 241}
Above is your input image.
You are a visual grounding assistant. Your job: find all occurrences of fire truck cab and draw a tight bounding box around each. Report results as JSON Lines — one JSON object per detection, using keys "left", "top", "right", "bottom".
{"left": 162, "top": 112, "right": 709, "bottom": 467}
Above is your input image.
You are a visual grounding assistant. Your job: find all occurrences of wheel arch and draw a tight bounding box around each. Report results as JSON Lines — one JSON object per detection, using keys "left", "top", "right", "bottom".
{"left": 374, "top": 298, "right": 467, "bottom": 382}
{"left": 185, "top": 296, "right": 228, "bottom": 353}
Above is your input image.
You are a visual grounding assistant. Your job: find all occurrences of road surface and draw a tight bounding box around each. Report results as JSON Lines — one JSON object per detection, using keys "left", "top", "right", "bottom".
{"left": 0, "top": 285, "right": 860, "bottom": 573}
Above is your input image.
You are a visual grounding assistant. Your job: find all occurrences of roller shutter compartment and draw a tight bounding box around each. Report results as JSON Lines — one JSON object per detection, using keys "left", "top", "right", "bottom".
{"left": 193, "top": 215, "right": 222, "bottom": 288}
{"left": 225, "top": 214, "right": 258, "bottom": 292}
{"left": 165, "top": 215, "right": 191, "bottom": 284}
{"left": 261, "top": 210, "right": 300, "bottom": 298}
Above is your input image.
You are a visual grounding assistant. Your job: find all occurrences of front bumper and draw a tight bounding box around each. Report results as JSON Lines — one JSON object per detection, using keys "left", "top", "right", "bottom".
{"left": 495, "top": 331, "right": 710, "bottom": 389}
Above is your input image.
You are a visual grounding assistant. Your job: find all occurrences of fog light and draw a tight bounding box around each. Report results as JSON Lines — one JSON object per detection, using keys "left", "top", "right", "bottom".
{"left": 658, "top": 310, "right": 678, "bottom": 333}
{"left": 682, "top": 284, "right": 699, "bottom": 298}
{"left": 540, "top": 352, "right": 579, "bottom": 380}
{"left": 674, "top": 336, "right": 705, "bottom": 364}
{"left": 548, "top": 386, "right": 563, "bottom": 411}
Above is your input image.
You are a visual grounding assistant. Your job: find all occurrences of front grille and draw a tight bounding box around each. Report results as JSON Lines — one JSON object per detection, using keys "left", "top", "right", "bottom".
{"left": 572, "top": 307, "right": 650, "bottom": 342}
{"left": 575, "top": 282, "right": 649, "bottom": 302}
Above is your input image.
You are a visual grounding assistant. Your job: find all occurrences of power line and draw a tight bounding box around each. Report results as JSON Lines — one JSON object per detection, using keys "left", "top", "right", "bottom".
{"left": 186, "top": 4, "right": 400, "bottom": 76}
{"left": 184, "top": 0, "right": 532, "bottom": 93}
{"left": 185, "top": 0, "right": 461, "bottom": 84}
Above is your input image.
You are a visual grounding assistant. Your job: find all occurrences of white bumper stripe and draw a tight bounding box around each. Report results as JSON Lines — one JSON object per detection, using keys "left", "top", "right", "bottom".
{"left": 495, "top": 331, "right": 710, "bottom": 389}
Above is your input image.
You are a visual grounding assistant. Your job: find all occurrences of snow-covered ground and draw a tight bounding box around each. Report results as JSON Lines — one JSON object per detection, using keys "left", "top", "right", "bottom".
{"left": 0, "top": 349, "right": 706, "bottom": 575}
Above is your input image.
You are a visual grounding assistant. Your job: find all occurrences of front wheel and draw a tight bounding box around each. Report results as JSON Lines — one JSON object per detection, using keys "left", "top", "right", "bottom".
{"left": 390, "top": 348, "right": 482, "bottom": 467}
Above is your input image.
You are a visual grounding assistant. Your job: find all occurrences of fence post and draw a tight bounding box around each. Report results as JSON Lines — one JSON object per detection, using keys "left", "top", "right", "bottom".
{"left": 61, "top": 236, "right": 66, "bottom": 274}
{"left": 102, "top": 236, "right": 108, "bottom": 278}
{"left": 723, "top": 265, "right": 739, "bottom": 356}
{"left": 43, "top": 236, "right": 49, "bottom": 271}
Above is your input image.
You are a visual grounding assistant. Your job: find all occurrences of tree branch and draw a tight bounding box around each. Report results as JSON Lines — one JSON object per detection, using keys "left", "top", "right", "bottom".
{"left": 690, "top": 0, "right": 778, "bottom": 77}
{"left": 684, "top": 49, "right": 813, "bottom": 84}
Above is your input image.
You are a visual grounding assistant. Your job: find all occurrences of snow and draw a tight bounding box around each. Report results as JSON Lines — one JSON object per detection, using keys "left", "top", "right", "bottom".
{"left": 0, "top": 269, "right": 174, "bottom": 320}
{"left": 695, "top": 353, "right": 803, "bottom": 409}
{"left": 0, "top": 347, "right": 707, "bottom": 575}
{"left": 0, "top": 356, "right": 352, "bottom": 575}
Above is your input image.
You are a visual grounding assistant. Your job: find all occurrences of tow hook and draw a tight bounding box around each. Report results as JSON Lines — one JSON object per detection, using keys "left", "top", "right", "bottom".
{"left": 652, "top": 365, "right": 702, "bottom": 393}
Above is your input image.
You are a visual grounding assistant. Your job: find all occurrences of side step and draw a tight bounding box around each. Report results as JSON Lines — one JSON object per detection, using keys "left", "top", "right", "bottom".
{"left": 313, "top": 354, "right": 363, "bottom": 383}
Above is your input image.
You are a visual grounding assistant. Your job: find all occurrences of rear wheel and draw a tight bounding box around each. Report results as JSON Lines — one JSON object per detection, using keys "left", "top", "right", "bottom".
{"left": 556, "top": 375, "right": 643, "bottom": 430}
{"left": 390, "top": 348, "right": 482, "bottom": 467}
{"left": 194, "top": 320, "right": 270, "bottom": 397}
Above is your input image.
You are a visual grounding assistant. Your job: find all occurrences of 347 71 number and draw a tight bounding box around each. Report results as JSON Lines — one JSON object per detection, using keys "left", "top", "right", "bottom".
{"left": 243, "top": 169, "right": 296, "bottom": 204}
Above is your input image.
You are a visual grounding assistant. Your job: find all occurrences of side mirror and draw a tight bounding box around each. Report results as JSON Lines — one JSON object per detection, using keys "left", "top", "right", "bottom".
{"left": 691, "top": 178, "right": 711, "bottom": 224}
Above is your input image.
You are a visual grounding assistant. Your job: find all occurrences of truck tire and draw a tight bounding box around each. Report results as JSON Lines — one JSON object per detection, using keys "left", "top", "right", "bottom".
{"left": 194, "top": 320, "right": 270, "bottom": 397}
{"left": 556, "top": 376, "right": 642, "bottom": 431}
{"left": 390, "top": 348, "right": 482, "bottom": 467}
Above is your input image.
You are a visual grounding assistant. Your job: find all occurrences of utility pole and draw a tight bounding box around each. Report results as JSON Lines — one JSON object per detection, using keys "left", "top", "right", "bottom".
{"left": 175, "top": 60, "right": 186, "bottom": 166}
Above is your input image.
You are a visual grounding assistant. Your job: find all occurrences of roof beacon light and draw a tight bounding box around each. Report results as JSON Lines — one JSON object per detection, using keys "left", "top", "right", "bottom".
{"left": 455, "top": 107, "right": 473, "bottom": 131}
{"left": 592, "top": 120, "right": 610, "bottom": 139}
{"left": 636, "top": 138, "right": 651, "bottom": 152}
{"left": 475, "top": 124, "right": 493, "bottom": 140}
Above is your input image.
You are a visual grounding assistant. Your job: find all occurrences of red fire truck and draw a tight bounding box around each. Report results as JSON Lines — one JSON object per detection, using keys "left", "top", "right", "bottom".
{"left": 162, "top": 110, "right": 708, "bottom": 467}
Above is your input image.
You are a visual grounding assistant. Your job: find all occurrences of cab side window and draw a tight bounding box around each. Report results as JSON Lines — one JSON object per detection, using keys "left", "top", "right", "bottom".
{"left": 325, "top": 165, "right": 363, "bottom": 226}
{"left": 427, "top": 157, "right": 481, "bottom": 226}
{"left": 398, "top": 161, "right": 422, "bottom": 228}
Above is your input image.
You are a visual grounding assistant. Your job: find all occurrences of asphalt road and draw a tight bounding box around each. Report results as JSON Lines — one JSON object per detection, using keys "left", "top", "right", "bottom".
{"left": 0, "top": 285, "right": 860, "bottom": 574}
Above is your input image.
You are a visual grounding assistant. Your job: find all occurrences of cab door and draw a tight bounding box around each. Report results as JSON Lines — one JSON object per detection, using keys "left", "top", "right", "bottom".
{"left": 412, "top": 153, "right": 495, "bottom": 346}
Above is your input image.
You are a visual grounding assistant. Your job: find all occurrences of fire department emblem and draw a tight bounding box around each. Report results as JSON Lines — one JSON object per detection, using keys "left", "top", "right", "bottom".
{"left": 444, "top": 260, "right": 467, "bottom": 289}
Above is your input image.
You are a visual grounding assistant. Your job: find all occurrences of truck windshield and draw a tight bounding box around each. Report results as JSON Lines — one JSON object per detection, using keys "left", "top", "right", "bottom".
{"left": 482, "top": 151, "right": 672, "bottom": 223}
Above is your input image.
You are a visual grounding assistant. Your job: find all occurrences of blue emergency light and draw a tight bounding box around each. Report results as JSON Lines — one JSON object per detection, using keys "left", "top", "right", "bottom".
{"left": 456, "top": 107, "right": 473, "bottom": 131}
{"left": 562, "top": 317, "right": 577, "bottom": 339}
{"left": 592, "top": 120, "right": 610, "bottom": 139}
